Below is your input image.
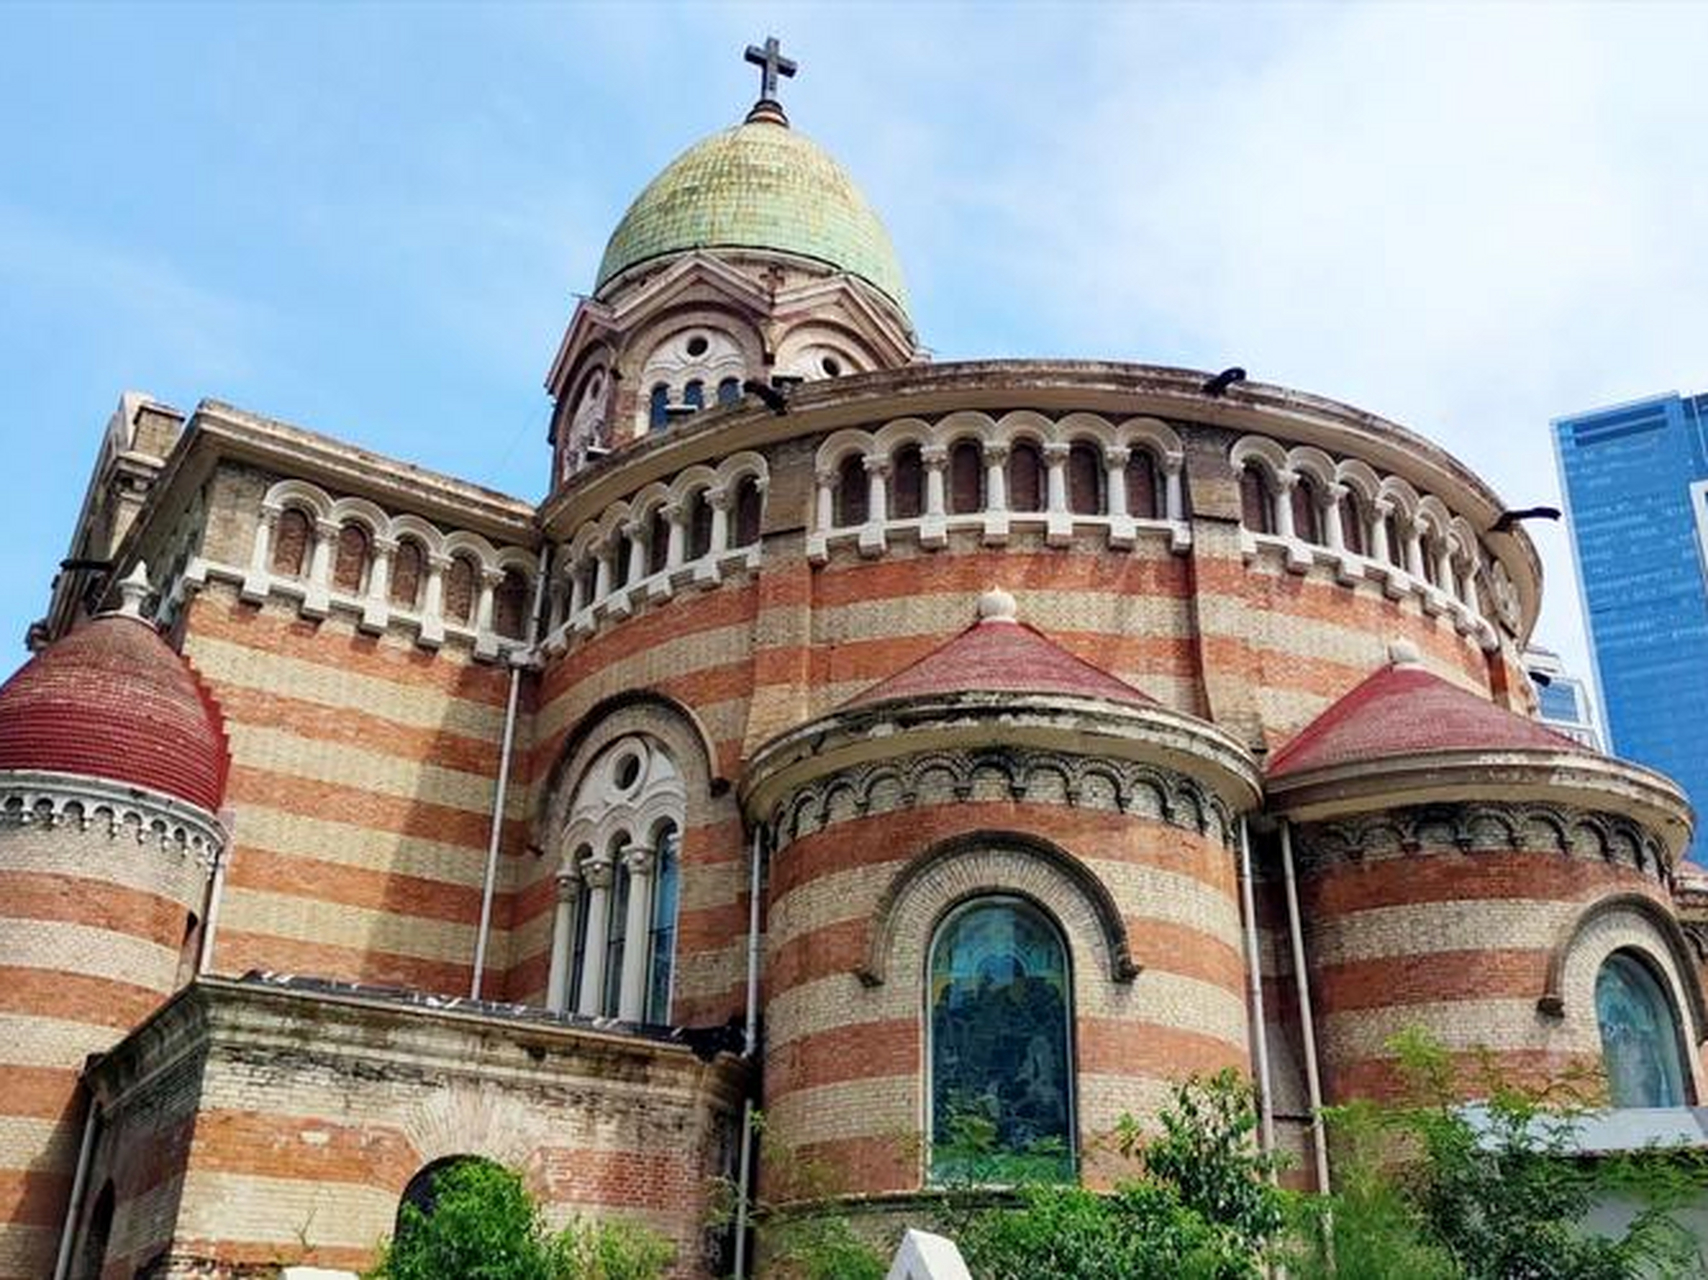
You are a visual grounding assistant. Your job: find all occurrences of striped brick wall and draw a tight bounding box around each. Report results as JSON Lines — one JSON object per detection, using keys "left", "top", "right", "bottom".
{"left": 760, "top": 799, "right": 1247, "bottom": 1196}
{"left": 182, "top": 585, "right": 529, "bottom": 998}
{"left": 1294, "top": 835, "right": 1700, "bottom": 1104}
{"left": 0, "top": 820, "right": 208, "bottom": 1280}
{"left": 80, "top": 981, "right": 746, "bottom": 1279}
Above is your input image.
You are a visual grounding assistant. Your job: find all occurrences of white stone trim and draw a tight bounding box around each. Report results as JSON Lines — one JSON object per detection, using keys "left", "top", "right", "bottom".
{"left": 0, "top": 769, "right": 224, "bottom": 870}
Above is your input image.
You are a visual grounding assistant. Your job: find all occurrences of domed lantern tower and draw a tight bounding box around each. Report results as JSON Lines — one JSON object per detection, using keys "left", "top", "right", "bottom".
{"left": 0, "top": 565, "right": 227, "bottom": 1280}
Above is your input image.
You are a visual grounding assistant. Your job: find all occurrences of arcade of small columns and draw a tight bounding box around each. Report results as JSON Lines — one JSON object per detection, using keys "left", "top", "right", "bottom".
{"left": 543, "top": 832, "right": 674, "bottom": 1022}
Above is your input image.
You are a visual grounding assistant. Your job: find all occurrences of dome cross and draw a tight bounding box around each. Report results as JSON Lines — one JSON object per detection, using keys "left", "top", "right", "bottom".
{"left": 745, "top": 35, "right": 797, "bottom": 106}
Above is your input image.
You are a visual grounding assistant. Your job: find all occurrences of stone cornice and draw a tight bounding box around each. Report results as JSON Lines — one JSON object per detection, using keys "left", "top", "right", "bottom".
{"left": 741, "top": 691, "right": 1261, "bottom": 840}
{"left": 535, "top": 361, "right": 1542, "bottom": 636}
{"left": 1266, "top": 748, "right": 1694, "bottom": 860}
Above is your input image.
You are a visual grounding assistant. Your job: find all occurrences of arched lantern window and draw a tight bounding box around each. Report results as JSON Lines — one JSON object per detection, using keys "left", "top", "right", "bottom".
{"left": 684, "top": 380, "right": 705, "bottom": 412}
{"left": 444, "top": 554, "right": 478, "bottom": 626}
{"left": 892, "top": 445, "right": 926, "bottom": 520}
{"left": 1596, "top": 951, "right": 1690, "bottom": 1108}
{"left": 1066, "top": 442, "right": 1103, "bottom": 516}
{"left": 929, "top": 896, "right": 1074, "bottom": 1183}
{"left": 649, "top": 384, "right": 670, "bottom": 432}
{"left": 1339, "top": 491, "right": 1367, "bottom": 556}
{"left": 647, "top": 508, "right": 671, "bottom": 576}
{"left": 493, "top": 568, "right": 530, "bottom": 640}
{"left": 733, "top": 476, "right": 763, "bottom": 548}
{"left": 835, "top": 454, "right": 869, "bottom": 527}
{"left": 390, "top": 538, "right": 425, "bottom": 609}
{"left": 948, "top": 440, "right": 984, "bottom": 515}
{"left": 1125, "top": 451, "right": 1159, "bottom": 520}
{"left": 1007, "top": 442, "right": 1044, "bottom": 513}
{"left": 1239, "top": 466, "right": 1276, "bottom": 535}
{"left": 332, "top": 523, "right": 370, "bottom": 594}
{"left": 271, "top": 508, "right": 313, "bottom": 577}
{"left": 1291, "top": 475, "right": 1323, "bottom": 544}
{"left": 687, "top": 490, "right": 714, "bottom": 560}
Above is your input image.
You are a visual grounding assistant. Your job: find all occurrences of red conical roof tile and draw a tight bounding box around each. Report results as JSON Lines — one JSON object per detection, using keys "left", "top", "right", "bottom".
{"left": 1267, "top": 659, "right": 1582, "bottom": 780}
{"left": 0, "top": 614, "right": 229, "bottom": 811}
{"left": 847, "top": 591, "right": 1156, "bottom": 711}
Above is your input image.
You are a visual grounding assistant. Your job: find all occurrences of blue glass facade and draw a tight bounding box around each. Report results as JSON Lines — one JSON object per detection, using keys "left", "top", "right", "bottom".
{"left": 1554, "top": 391, "right": 1708, "bottom": 860}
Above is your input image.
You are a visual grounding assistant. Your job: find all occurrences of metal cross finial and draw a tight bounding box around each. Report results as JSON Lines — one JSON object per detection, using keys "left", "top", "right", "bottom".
{"left": 745, "top": 35, "right": 797, "bottom": 103}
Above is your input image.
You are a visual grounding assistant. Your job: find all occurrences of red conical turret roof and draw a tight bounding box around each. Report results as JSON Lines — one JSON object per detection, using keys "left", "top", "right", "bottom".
{"left": 0, "top": 583, "right": 228, "bottom": 812}
{"left": 1267, "top": 652, "right": 1582, "bottom": 781}
{"left": 846, "top": 588, "right": 1157, "bottom": 711}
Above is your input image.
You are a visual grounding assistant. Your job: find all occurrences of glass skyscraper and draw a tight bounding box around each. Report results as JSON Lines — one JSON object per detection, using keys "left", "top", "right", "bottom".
{"left": 1554, "top": 390, "right": 1708, "bottom": 860}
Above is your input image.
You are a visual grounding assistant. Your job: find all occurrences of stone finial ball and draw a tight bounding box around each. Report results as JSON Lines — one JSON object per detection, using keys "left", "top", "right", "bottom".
{"left": 978, "top": 588, "right": 1019, "bottom": 623}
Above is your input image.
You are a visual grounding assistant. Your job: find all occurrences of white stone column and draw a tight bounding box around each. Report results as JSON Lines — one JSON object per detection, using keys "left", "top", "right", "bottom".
{"left": 360, "top": 536, "right": 395, "bottom": 634}
{"left": 1404, "top": 521, "right": 1426, "bottom": 580}
{"left": 859, "top": 457, "right": 890, "bottom": 557}
{"left": 1435, "top": 540, "right": 1456, "bottom": 595}
{"left": 1043, "top": 441, "right": 1072, "bottom": 546}
{"left": 303, "top": 519, "right": 339, "bottom": 618}
{"left": 1163, "top": 456, "right": 1185, "bottom": 525}
{"left": 546, "top": 869, "right": 581, "bottom": 1014}
{"left": 808, "top": 470, "right": 836, "bottom": 563}
{"left": 576, "top": 853, "right": 615, "bottom": 1017}
{"left": 921, "top": 445, "right": 948, "bottom": 548}
{"left": 242, "top": 506, "right": 278, "bottom": 603}
{"left": 420, "top": 552, "right": 448, "bottom": 647}
{"left": 617, "top": 845, "right": 655, "bottom": 1022}
{"left": 1275, "top": 473, "right": 1310, "bottom": 573}
{"left": 1371, "top": 501, "right": 1405, "bottom": 598}
{"left": 982, "top": 443, "right": 1010, "bottom": 545}
{"left": 593, "top": 544, "right": 613, "bottom": 601}
{"left": 664, "top": 503, "right": 688, "bottom": 572}
{"left": 708, "top": 489, "right": 732, "bottom": 558}
{"left": 625, "top": 520, "right": 648, "bottom": 586}
{"left": 1322, "top": 485, "right": 1346, "bottom": 552}
{"left": 1104, "top": 445, "right": 1134, "bottom": 551}
{"left": 474, "top": 566, "right": 502, "bottom": 658}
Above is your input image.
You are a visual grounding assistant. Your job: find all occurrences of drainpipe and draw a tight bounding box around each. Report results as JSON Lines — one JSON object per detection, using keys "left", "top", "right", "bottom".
{"left": 52, "top": 1086, "right": 99, "bottom": 1280}
{"left": 1238, "top": 817, "right": 1276, "bottom": 1161}
{"left": 196, "top": 814, "right": 234, "bottom": 976}
{"left": 732, "top": 825, "right": 766, "bottom": 1279}
{"left": 471, "top": 546, "right": 552, "bottom": 1000}
{"left": 1280, "top": 819, "right": 1332, "bottom": 1196}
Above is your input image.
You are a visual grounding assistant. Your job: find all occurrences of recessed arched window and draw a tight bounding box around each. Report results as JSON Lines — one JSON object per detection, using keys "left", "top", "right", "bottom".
{"left": 649, "top": 384, "right": 670, "bottom": 432}
{"left": 1291, "top": 475, "right": 1323, "bottom": 543}
{"left": 610, "top": 531, "right": 632, "bottom": 591}
{"left": 1125, "top": 450, "right": 1159, "bottom": 520}
{"left": 732, "top": 476, "right": 763, "bottom": 548}
{"left": 493, "top": 568, "right": 530, "bottom": 639}
{"left": 390, "top": 538, "right": 426, "bottom": 609}
{"left": 892, "top": 445, "right": 925, "bottom": 519}
{"left": 1066, "top": 442, "right": 1103, "bottom": 515}
{"left": 948, "top": 440, "right": 984, "bottom": 515}
{"left": 684, "top": 379, "right": 705, "bottom": 412}
{"left": 332, "top": 523, "right": 370, "bottom": 594}
{"left": 836, "top": 454, "right": 869, "bottom": 527}
{"left": 1383, "top": 510, "right": 1405, "bottom": 568}
{"left": 604, "top": 837, "right": 632, "bottom": 1016}
{"left": 929, "top": 896, "right": 1074, "bottom": 1183}
{"left": 687, "top": 490, "right": 714, "bottom": 560}
{"left": 1239, "top": 466, "right": 1275, "bottom": 535}
{"left": 1596, "top": 950, "right": 1689, "bottom": 1108}
{"left": 1339, "top": 492, "right": 1367, "bottom": 556}
{"left": 718, "top": 377, "right": 742, "bottom": 406}
{"left": 647, "top": 508, "right": 670, "bottom": 576}
{"left": 271, "top": 507, "right": 313, "bottom": 577}
{"left": 444, "top": 554, "right": 478, "bottom": 625}
{"left": 1007, "top": 442, "right": 1044, "bottom": 513}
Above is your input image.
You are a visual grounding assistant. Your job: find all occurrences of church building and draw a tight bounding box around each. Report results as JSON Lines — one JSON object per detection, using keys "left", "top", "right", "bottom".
{"left": 1, "top": 40, "right": 1704, "bottom": 1279}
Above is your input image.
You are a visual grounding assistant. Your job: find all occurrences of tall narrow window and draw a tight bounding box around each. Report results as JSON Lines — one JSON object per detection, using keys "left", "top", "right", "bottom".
{"left": 494, "top": 569, "right": 530, "bottom": 639}
{"left": 611, "top": 533, "right": 632, "bottom": 590}
{"left": 718, "top": 377, "right": 742, "bottom": 406}
{"left": 648, "top": 509, "right": 670, "bottom": 575}
{"left": 647, "top": 825, "right": 681, "bottom": 1023}
{"left": 574, "top": 558, "right": 598, "bottom": 611}
{"left": 444, "top": 555, "right": 478, "bottom": 624}
{"left": 604, "top": 849, "right": 631, "bottom": 1016}
{"left": 684, "top": 380, "right": 705, "bottom": 411}
{"left": 930, "top": 897, "right": 1074, "bottom": 1183}
{"left": 836, "top": 454, "right": 869, "bottom": 527}
{"left": 1066, "top": 442, "right": 1103, "bottom": 515}
{"left": 733, "top": 476, "right": 763, "bottom": 548}
{"left": 1339, "top": 493, "right": 1367, "bottom": 556}
{"left": 649, "top": 384, "right": 670, "bottom": 432}
{"left": 1596, "top": 951, "right": 1689, "bottom": 1108}
{"left": 1291, "top": 476, "right": 1323, "bottom": 543}
{"left": 687, "top": 491, "right": 714, "bottom": 560}
{"left": 568, "top": 849, "right": 592, "bottom": 1000}
{"left": 271, "top": 508, "right": 312, "bottom": 577}
{"left": 391, "top": 538, "right": 425, "bottom": 609}
{"left": 892, "top": 445, "right": 926, "bottom": 519}
{"left": 948, "top": 440, "right": 984, "bottom": 514}
{"left": 332, "top": 523, "right": 369, "bottom": 594}
{"left": 1007, "top": 443, "right": 1044, "bottom": 513}
{"left": 1239, "top": 467, "right": 1275, "bottom": 535}
{"left": 1125, "top": 451, "right": 1159, "bottom": 520}
{"left": 1383, "top": 511, "right": 1405, "bottom": 568}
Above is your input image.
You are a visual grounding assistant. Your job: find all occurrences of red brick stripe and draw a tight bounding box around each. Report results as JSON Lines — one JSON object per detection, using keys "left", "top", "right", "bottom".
{"left": 0, "top": 968, "right": 166, "bottom": 1029}
{"left": 1302, "top": 856, "right": 1658, "bottom": 917}
{"left": 1313, "top": 949, "right": 1547, "bottom": 1013}
{"left": 0, "top": 872, "right": 187, "bottom": 943}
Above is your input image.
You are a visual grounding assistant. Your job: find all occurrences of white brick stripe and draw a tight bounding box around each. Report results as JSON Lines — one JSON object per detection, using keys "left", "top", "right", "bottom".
{"left": 0, "top": 920, "right": 180, "bottom": 991}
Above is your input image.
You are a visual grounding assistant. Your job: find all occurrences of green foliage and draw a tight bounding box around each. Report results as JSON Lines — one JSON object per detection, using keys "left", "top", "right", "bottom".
{"left": 1287, "top": 1029, "right": 1708, "bottom": 1280}
{"left": 363, "top": 1160, "right": 673, "bottom": 1280}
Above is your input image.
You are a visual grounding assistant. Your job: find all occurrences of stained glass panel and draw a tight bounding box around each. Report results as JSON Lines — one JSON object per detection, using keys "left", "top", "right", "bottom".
{"left": 1596, "top": 951, "right": 1687, "bottom": 1108}
{"left": 929, "top": 897, "right": 1073, "bottom": 1182}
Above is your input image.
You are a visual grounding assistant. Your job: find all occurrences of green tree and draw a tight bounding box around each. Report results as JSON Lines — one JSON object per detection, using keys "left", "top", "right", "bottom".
{"left": 364, "top": 1160, "right": 673, "bottom": 1280}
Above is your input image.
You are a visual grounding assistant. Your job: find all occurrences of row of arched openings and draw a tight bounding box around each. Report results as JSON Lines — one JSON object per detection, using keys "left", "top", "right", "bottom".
{"left": 649, "top": 377, "right": 743, "bottom": 430}
{"left": 268, "top": 508, "right": 532, "bottom": 638}
{"left": 834, "top": 439, "right": 1167, "bottom": 527}
{"left": 568, "top": 476, "right": 764, "bottom": 609}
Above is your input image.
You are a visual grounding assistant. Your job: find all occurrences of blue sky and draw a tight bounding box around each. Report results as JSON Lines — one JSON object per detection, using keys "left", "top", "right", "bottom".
{"left": 4, "top": 1, "right": 1707, "bottom": 697}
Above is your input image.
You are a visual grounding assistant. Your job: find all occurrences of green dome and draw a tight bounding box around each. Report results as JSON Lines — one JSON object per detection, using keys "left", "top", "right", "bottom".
{"left": 595, "top": 121, "right": 908, "bottom": 310}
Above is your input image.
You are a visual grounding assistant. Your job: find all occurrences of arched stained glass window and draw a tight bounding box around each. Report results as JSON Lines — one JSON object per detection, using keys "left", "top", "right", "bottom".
{"left": 649, "top": 384, "right": 670, "bottom": 432}
{"left": 1596, "top": 951, "right": 1689, "bottom": 1108}
{"left": 929, "top": 897, "right": 1074, "bottom": 1183}
{"left": 647, "top": 824, "right": 681, "bottom": 1023}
